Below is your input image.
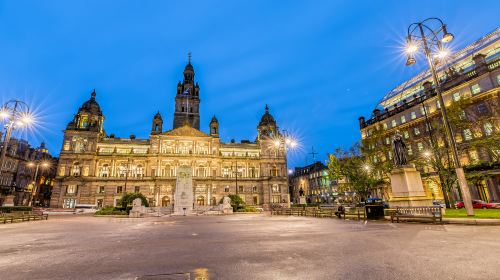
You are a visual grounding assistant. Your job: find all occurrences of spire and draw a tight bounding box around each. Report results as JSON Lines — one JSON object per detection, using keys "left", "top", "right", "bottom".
{"left": 91, "top": 89, "right": 96, "bottom": 100}
{"left": 188, "top": 51, "right": 192, "bottom": 64}
{"left": 265, "top": 104, "right": 269, "bottom": 113}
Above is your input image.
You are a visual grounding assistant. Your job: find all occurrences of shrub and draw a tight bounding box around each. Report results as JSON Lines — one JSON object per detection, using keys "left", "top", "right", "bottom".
{"left": 236, "top": 206, "right": 260, "bottom": 212}
{"left": 0, "top": 206, "right": 33, "bottom": 213}
{"left": 219, "top": 194, "right": 246, "bottom": 212}
{"left": 95, "top": 206, "right": 127, "bottom": 215}
{"left": 118, "top": 192, "right": 149, "bottom": 210}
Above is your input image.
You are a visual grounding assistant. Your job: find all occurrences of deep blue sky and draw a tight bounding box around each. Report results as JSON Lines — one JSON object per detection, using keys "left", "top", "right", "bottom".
{"left": 0, "top": 1, "right": 498, "bottom": 167}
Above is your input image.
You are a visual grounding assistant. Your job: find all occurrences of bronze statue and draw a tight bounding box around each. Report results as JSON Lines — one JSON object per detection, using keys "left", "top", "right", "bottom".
{"left": 392, "top": 130, "right": 408, "bottom": 166}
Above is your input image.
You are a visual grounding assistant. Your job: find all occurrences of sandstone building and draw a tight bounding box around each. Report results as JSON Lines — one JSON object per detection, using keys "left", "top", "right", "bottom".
{"left": 50, "top": 60, "right": 290, "bottom": 209}
{"left": 358, "top": 28, "right": 499, "bottom": 203}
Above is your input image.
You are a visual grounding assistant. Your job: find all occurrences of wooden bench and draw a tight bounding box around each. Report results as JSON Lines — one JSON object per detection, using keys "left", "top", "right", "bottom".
{"left": 390, "top": 206, "right": 442, "bottom": 224}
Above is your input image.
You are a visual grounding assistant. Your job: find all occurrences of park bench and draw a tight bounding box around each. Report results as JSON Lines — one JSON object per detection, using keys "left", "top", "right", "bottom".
{"left": 390, "top": 206, "right": 442, "bottom": 224}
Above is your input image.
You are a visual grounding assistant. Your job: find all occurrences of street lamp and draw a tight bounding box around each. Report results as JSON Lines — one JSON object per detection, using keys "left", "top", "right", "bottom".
{"left": 404, "top": 18, "right": 474, "bottom": 216}
{"left": 27, "top": 160, "right": 50, "bottom": 206}
{"left": 0, "top": 100, "right": 34, "bottom": 194}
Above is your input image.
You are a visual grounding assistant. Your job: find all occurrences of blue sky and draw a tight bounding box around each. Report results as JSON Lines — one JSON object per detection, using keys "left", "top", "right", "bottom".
{"left": 0, "top": 0, "right": 498, "bottom": 167}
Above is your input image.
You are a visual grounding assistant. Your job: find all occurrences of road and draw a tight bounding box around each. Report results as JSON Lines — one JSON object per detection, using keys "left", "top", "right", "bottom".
{"left": 1, "top": 214, "right": 499, "bottom": 280}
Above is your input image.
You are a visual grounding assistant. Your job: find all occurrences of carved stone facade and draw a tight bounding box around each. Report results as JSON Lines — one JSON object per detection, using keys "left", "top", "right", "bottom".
{"left": 50, "top": 61, "right": 289, "bottom": 209}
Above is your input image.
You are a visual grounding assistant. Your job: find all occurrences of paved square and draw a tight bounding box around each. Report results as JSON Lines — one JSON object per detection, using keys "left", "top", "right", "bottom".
{"left": 1, "top": 214, "right": 499, "bottom": 280}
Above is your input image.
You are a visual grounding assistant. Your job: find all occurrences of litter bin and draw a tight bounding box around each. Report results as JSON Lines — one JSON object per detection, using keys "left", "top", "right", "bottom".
{"left": 365, "top": 205, "right": 385, "bottom": 220}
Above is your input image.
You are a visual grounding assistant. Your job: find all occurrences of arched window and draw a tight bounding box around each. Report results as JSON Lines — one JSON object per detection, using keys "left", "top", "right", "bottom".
{"left": 197, "top": 196, "right": 205, "bottom": 206}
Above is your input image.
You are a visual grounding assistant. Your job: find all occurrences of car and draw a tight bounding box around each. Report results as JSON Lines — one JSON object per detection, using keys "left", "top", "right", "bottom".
{"left": 74, "top": 204, "right": 99, "bottom": 213}
{"left": 456, "top": 200, "right": 500, "bottom": 209}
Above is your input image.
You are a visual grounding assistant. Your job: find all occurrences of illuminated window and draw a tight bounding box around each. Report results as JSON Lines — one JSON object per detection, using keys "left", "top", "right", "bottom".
{"left": 97, "top": 186, "right": 105, "bottom": 194}
{"left": 459, "top": 111, "right": 466, "bottom": 120}
{"left": 411, "top": 112, "right": 416, "bottom": 119}
{"left": 407, "top": 145, "right": 413, "bottom": 156}
{"left": 400, "top": 115, "right": 406, "bottom": 123}
{"left": 99, "top": 164, "right": 109, "bottom": 177}
{"left": 417, "top": 142, "right": 424, "bottom": 151}
{"left": 420, "top": 106, "right": 428, "bottom": 116}
{"left": 453, "top": 92, "right": 461, "bottom": 101}
{"left": 463, "top": 129, "right": 472, "bottom": 141}
{"left": 66, "top": 185, "right": 77, "bottom": 194}
{"left": 471, "top": 84, "right": 481, "bottom": 95}
{"left": 436, "top": 100, "right": 441, "bottom": 109}
{"left": 383, "top": 123, "right": 388, "bottom": 129}
{"left": 484, "top": 123, "right": 493, "bottom": 136}
{"left": 414, "top": 127, "right": 420, "bottom": 136}
{"left": 385, "top": 137, "right": 390, "bottom": 145}
{"left": 272, "top": 185, "right": 280, "bottom": 193}
{"left": 391, "top": 120, "right": 397, "bottom": 127}
{"left": 469, "top": 150, "right": 479, "bottom": 163}
{"left": 403, "top": 130, "right": 409, "bottom": 139}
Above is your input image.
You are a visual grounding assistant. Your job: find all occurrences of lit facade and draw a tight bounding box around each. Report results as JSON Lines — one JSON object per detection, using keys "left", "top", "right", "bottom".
{"left": 50, "top": 61, "right": 290, "bottom": 209}
{"left": 359, "top": 28, "right": 500, "bottom": 202}
{"left": 289, "top": 161, "right": 337, "bottom": 204}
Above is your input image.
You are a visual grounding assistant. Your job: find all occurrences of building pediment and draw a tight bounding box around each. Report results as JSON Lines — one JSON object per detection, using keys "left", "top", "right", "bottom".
{"left": 162, "top": 124, "right": 211, "bottom": 138}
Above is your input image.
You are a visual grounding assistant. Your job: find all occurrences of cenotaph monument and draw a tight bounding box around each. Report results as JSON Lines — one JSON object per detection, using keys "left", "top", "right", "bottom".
{"left": 173, "top": 166, "right": 194, "bottom": 215}
{"left": 389, "top": 131, "right": 433, "bottom": 207}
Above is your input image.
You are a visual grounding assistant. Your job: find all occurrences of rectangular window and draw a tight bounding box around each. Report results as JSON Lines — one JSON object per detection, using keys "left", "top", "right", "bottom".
{"left": 385, "top": 137, "right": 390, "bottom": 145}
{"left": 411, "top": 111, "right": 416, "bottom": 120}
{"left": 459, "top": 110, "right": 466, "bottom": 120}
{"left": 484, "top": 123, "right": 493, "bottom": 136}
{"left": 252, "top": 186, "right": 258, "bottom": 193}
{"left": 477, "top": 103, "right": 488, "bottom": 115}
{"left": 420, "top": 106, "right": 427, "bottom": 116}
{"left": 403, "top": 130, "right": 409, "bottom": 139}
{"left": 471, "top": 84, "right": 481, "bottom": 95}
{"left": 414, "top": 127, "right": 420, "bottom": 136}
{"left": 452, "top": 92, "right": 461, "bottom": 101}
{"left": 97, "top": 186, "right": 105, "bottom": 194}
{"left": 400, "top": 115, "right": 406, "bottom": 123}
{"left": 417, "top": 142, "right": 424, "bottom": 151}
{"left": 224, "top": 186, "right": 230, "bottom": 193}
{"left": 66, "top": 185, "right": 77, "bottom": 194}
{"left": 463, "top": 129, "right": 472, "bottom": 141}
{"left": 238, "top": 186, "right": 244, "bottom": 193}
{"left": 469, "top": 150, "right": 479, "bottom": 163}
{"left": 391, "top": 119, "right": 397, "bottom": 127}
{"left": 407, "top": 145, "right": 413, "bottom": 156}
{"left": 116, "top": 186, "right": 123, "bottom": 194}
{"left": 383, "top": 123, "right": 388, "bottom": 129}
{"left": 134, "top": 186, "right": 140, "bottom": 193}
{"left": 436, "top": 100, "right": 441, "bottom": 109}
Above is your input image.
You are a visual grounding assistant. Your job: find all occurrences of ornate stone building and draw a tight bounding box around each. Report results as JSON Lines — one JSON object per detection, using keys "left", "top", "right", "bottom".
{"left": 50, "top": 61, "right": 290, "bottom": 209}
{"left": 358, "top": 28, "right": 499, "bottom": 203}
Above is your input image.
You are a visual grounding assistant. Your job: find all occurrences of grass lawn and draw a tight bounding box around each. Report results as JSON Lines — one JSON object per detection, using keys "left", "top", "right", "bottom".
{"left": 444, "top": 209, "right": 500, "bottom": 219}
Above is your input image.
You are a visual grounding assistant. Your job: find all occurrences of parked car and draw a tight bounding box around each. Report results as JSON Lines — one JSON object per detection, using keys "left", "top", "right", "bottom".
{"left": 456, "top": 200, "right": 500, "bottom": 209}
{"left": 74, "top": 204, "right": 99, "bottom": 213}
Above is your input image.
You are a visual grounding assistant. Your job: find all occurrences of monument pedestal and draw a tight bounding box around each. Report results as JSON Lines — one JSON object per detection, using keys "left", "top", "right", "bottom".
{"left": 298, "top": 197, "right": 306, "bottom": 205}
{"left": 173, "top": 166, "right": 194, "bottom": 215}
{"left": 389, "top": 165, "right": 432, "bottom": 207}
{"left": 3, "top": 195, "right": 15, "bottom": 206}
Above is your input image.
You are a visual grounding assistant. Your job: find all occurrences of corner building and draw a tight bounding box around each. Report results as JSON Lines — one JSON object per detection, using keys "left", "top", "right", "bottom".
{"left": 50, "top": 61, "right": 290, "bottom": 209}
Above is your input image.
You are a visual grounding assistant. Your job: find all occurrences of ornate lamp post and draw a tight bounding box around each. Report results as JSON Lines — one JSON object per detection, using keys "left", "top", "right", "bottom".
{"left": 0, "top": 100, "right": 34, "bottom": 196}
{"left": 404, "top": 18, "right": 474, "bottom": 215}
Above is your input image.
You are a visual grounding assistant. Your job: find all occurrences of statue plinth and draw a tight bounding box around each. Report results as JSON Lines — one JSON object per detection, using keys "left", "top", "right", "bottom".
{"left": 298, "top": 197, "right": 307, "bottom": 205}
{"left": 389, "top": 165, "right": 432, "bottom": 207}
{"left": 2, "top": 195, "right": 15, "bottom": 206}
